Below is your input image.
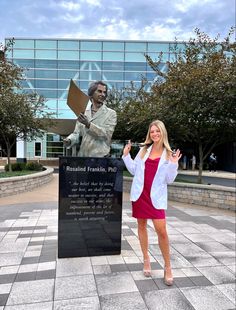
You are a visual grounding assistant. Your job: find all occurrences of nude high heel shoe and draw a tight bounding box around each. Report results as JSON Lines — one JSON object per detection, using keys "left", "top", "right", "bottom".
{"left": 143, "top": 258, "right": 151, "bottom": 277}
{"left": 164, "top": 266, "right": 174, "bottom": 286}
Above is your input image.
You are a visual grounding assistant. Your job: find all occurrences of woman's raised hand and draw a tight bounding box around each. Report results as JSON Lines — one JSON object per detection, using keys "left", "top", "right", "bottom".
{"left": 123, "top": 140, "right": 132, "bottom": 156}
{"left": 170, "top": 149, "right": 182, "bottom": 163}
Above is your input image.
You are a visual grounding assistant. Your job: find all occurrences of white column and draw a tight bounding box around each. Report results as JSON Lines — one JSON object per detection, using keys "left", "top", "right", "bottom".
{"left": 16, "top": 138, "right": 27, "bottom": 163}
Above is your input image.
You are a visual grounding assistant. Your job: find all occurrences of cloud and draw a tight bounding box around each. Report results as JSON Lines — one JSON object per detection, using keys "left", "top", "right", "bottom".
{"left": 0, "top": 0, "right": 234, "bottom": 44}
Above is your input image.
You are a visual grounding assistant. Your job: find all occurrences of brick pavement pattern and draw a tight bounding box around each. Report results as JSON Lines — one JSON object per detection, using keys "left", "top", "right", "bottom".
{"left": 0, "top": 174, "right": 235, "bottom": 310}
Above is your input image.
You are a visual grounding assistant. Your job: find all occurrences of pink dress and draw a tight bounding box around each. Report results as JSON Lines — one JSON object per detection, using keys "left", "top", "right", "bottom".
{"left": 132, "top": 157, "right": 166, "bottom": 219}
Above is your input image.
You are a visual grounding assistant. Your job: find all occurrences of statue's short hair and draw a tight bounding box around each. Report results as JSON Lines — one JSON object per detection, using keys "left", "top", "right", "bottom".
{"left": 88, "top": 81, "right": 108, "bottom": 98}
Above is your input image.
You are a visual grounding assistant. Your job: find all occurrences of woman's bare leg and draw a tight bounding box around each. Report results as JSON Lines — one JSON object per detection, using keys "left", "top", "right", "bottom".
{"left": 152, "top": 219, "right": 173, "bottom": 281}
{"left": 137, "top": 218, "right": 151, "bottom": 274}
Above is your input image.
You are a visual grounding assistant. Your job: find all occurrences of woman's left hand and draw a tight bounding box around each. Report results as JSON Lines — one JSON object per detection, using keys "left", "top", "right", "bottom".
{"left": 170, "top": 149, "right": 182, "bottom": 163}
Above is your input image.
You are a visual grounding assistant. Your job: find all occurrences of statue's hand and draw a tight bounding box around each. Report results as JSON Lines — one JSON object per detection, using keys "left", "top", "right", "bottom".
{"left": 78, "top": 113, "right": 90, "bottom": 128}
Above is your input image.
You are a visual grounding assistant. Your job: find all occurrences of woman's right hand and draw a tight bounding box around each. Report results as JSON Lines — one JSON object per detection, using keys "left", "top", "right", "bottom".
{"left": 123, "top": 140, "right": 132, "bottom": 156}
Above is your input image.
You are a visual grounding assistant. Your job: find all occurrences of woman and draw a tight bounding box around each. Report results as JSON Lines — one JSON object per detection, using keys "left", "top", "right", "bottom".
{"left": 122, "top": 120, "right": 181, "bottom": 285}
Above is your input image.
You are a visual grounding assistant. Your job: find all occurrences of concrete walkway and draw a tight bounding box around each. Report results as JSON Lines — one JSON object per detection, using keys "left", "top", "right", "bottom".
{"left": 0, "top": 174, "right": 235, "bottom": 309}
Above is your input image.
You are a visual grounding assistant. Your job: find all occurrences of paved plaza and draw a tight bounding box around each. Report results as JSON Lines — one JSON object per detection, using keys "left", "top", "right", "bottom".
{"left": 0, "top": 174, "right": 235, "bottom": 309}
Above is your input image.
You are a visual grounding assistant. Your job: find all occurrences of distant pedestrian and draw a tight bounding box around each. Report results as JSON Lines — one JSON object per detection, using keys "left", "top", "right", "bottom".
{"left": 182, "top": 155, "right": 187, "bottom": 170}
{"left": 209, "top": 153, "right": 217, "bottom": 172}
{"left": 191, "top": 154, "right": 196, "bottom": 170}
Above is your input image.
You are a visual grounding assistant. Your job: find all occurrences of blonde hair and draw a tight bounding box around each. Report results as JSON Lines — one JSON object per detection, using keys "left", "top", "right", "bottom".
{"left": 140, "top": 120, "right": 172, "bottom": 159}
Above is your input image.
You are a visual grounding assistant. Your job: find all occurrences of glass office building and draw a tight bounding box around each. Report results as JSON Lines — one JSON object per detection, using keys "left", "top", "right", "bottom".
{"left": 5, "top": 38, "right": 179, "bottom": 159}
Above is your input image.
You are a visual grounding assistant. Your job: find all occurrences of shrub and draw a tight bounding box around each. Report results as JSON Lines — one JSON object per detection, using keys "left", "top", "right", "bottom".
{"left": 25, "top": 162, "right": 43, "bottom": 171}
{"left": 4, "top": 162, "right": 26, "bottom": 171}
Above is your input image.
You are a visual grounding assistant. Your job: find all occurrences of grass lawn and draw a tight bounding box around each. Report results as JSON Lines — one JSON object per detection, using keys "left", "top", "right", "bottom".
{"left": 0, "top": 170, "right": 40, "bottom": 178}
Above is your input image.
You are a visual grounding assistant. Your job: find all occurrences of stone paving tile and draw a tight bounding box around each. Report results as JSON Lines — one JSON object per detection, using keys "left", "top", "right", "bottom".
{"left": 6, "top": 279, "right": 54, "bottom": 305}
{"left": 216, "top": 283, "right": 236, "bottom": 304}
{"left": 4, "top": 301, "right": 53, "bottom": 310}
{"left": 181, "top": 285, "right": 235, "bottom": 310}
{"left": 100, "top": 291, "right": 148, "bottom": 310}
{"left": 197, "top": 265, "right": 236, "bottom": 285}
{"left": 135, "top": 279, "right": 158, "bottom": 292}
{"left": 54, "top": 275, "right": 97, "bottom": 300}
{"left": 144, "top": 288, "right": 195, "bottom": 310}
{"left": 56, "top": 257, "right": 93, "bottom": 277}
{"left": 96, "top": 272, "right": 138, "bottom": 296}
{"left": 54, "top": 296, "right": 100, "bottom": 310}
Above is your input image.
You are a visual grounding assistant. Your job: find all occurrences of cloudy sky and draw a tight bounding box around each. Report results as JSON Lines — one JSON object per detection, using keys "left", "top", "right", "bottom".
{"left": 0, "top": 0, "right": 235, "bottom": 44}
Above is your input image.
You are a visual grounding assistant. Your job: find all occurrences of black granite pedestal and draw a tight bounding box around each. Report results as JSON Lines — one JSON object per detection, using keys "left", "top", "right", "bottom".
{"left": 58, "top": 157, "right": 123, "bottom": 258}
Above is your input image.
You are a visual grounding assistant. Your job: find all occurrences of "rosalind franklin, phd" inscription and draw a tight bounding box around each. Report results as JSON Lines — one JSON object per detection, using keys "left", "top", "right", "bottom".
{"left": 58, "top": 157, "right": 123, "bottom": 258}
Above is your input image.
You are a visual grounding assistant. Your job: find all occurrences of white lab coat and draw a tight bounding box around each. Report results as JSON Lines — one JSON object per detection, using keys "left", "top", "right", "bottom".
{"left": 122, "top": 146, "right": 178, "bottom": 210}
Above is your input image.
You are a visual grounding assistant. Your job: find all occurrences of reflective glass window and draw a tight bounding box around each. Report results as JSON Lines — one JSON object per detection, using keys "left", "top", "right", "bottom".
{"left": 169, "top": 43, "right": 186, "bottom": 53}
{"left": 57, "top": 109, "right": 77, "bottom": 119}
{"left": 80, "top": 51, "right": 102, "bottom": 60}
{"left": 19, "top": 80, "right": 31, "bottom": 88}
{"left": 80, "top": 61, "right": 102, "bottom": 71}
{"left": 35, "top": 70, "right": 57, "bottom": 79}
{"left": 45, "top": 99, "right": 57, "bottom": 109}
{"left": 102, "top": 61, "right": 124, "bottom": 70}
{"left": 146, "top": 72, "right": 157, "bottom": 80}
{"left": 80, "top": 81, "right": 89, "bottom": 90}
{"left": 35, "top": 79, "right": 57, "bottom": 88}
{"left": 5, "top": 49, "right": 12, "bottom": 58}
{"left": 57, "top": 90, "right": 68, "bottom": 101}
{"left": 58, "top": 100, "right": 69, "bottom": 109}
{"left": 80, "top": 41, "right": 102, "bottom": 50}
{"left": 13, "top": 39, "right": 34, "bottom": 48}
{"left": 103, "top": 42, "right": 124, "bottom": 51}
{"left": 36, "top": 89, "right": 58, "bottom": 98}
{"left": 35, "top": 50, "right": 57, "bottom": 59}
{"left": 58, "top": 70, "right": 79, "bottom": 79}
{"left": 148, "top": 43, "right": 169, "bottom": 52}
{"left": 124, "top": 71, "right": 144, "bottom": 81}
{"left": 24, "top": 69, "right": 35, "bottom": 78}
{"left": 35, "top": 40, "right": 57, "bottom": 49}
{"left": 58, "top": 40, "right": 79, "bottom": 50}
{"left": 125, "top": 42, "right": 146, "bottom": 52}
{"left": 13, "top": 59, "right": 34, "bottom": 68}
{"left": 125, "top": 52, "right": 146, "bottom": 62}
{"left": 102, "top": 71, "right": 124, "bottom": 80}
{"left": 58, "top": 50, "right": 78, "bottom": 60}
{"left": 22, "top": 79, "right": 35, "bottom": 88}
{"left": 125, "top": 62, "right": 146, "bottom": 71}
{"left": 13, "top": 50, "right": 34, "bottom": 58}
{"left": 146, "top": 52, "right": 169, "bottom": 62}
{"left": 58, "top": 80, "right": 71, "bottom": 89}
{"left": 109, "top": 82, "right": 124, "bottom": 90}
{"left": 58, "top": 60, "right": 79, "bottom": 69}
{"left": 35, "top": 59, "right": 57, "bottom": 68}
{"left": 103, "top": 52, "right": 124, "bottom": 61}
{"left": 124, "top": 81, "right": 142, "bottom": 88}
{"left": 169, "top": 53, "right": 178, "bottom": 62}
{"left": 80, "top": 71, "right": 102, "bottom": 80}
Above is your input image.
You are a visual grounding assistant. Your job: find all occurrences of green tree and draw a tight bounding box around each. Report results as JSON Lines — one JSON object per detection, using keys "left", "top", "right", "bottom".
{"left": 0, "top": 40, "right": 55, "bottom": 172}
{"left": 145, "top": 28, "right": 236, "bottom": 183}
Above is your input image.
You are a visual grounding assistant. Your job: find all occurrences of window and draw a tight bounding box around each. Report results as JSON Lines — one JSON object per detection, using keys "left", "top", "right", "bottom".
{"left": 80, "top": 41, "right": 102, "bottom": 50}
{"left": 103, "top": 42, "right": 124, "bottom": 51}
{"left": 58, "top": 40, "right": 79, "bottom": 50}
{"left": 35, "top": 142, "right": 42, "bottom": 157}
{"left": 35, "top": 40, "right": 57, "bottom": 49}
{"left": 125, "top": 42, "right": 146, "bottom": 52}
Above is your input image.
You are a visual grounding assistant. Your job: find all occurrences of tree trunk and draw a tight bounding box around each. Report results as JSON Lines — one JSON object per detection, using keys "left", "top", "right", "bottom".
{"left": 197, "top": 142, "right": 203, "bottom": 184}
{"left": 6, "top": 142, "right": 12, "bottom": 172}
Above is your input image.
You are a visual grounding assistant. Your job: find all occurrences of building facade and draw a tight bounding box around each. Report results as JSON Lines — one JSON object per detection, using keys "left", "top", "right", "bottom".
{"left": 6, "top": 38, "right": 180, "bottom": 159}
